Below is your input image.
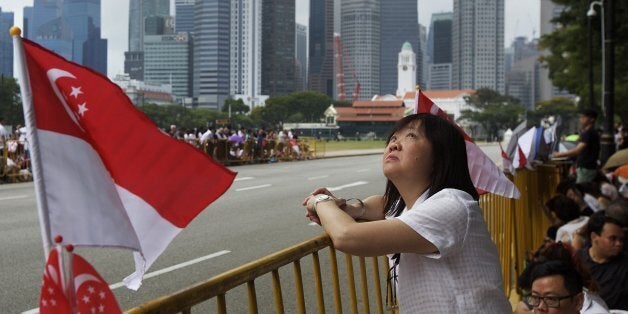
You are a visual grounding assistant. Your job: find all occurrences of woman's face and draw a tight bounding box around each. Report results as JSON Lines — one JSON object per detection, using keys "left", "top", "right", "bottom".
{"left": 382, "top": 121, "right": 433, "bottom": 184}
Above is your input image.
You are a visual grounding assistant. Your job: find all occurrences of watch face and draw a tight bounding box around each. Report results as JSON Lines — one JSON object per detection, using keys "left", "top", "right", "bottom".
{"left": 316, "top": 194, "right": 331, "bottom": 202}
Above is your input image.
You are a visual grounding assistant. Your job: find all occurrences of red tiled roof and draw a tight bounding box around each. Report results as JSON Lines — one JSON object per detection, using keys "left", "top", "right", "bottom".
{"left": 422, "top": 89, "right": 475, "bottom": 99}
{"left": 336, "top": 107, "right": 405, "bottom": 122}
{"left": 337, "top": 116, "right": 402, "bottom": 122}
{"left": 352, "top": 100, "right": 404, "bottom": 107}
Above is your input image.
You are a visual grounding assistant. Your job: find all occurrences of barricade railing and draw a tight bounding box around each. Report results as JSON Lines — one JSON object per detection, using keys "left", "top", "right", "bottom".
{"left": 126, "top": 233, "right": 393, "bottom": 314}
{"left": 126, "top": 164, "right": 562, "bottom": 312}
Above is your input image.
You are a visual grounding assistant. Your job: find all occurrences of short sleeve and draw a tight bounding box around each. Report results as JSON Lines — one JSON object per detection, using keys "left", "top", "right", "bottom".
{"left": 395, "top": 189, "right": 471, "bottom": 259}
{"left": 580, "top": 129, "right": 592, "bottom": 145}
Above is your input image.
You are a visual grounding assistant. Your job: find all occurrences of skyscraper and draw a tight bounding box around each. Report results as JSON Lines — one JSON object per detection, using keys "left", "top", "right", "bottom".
{"left": 308, "top": 0, "right": 334, "bottom": 98}
{"left": 128, "top": 0, "right": 143, "bottom": 52}
{"left": 295, "top": 23, "right": 308, "bottom": 91}
{"left": 175, "top": 0, "right": 195, "bottom": 34}
{"left": 452, "top": 0, "right": 505, "bottom": 93}
{"left": 0, "top": 7, "right": 14, "bottom": 77}
{"left": 380, "top": 0, "right": 418, "bottom": 96}
{"left": 539, "top": 0, "right": 572, "bottom": 101}
{"left": 62, "top": 0, "right": 101, "bottom": 67}
{"left": 126, "top": 0, "right": 170, "bottom": 80}
{"left": 144, "top": 33, "right": 192, "bottom": 99}
{"left": 341, "top": 0, "right": 380, "bottom": 100}
{"left": 427, "top": 12, "right": 453, "bottom": 90}
{"left": 262, "top": 0, "right": 297, "bottom": 96}
{"left": 28, "top": 0, "right": 61, "bottom": 40}
{"left": 194, "top": 0, "right": 231, "bottom": 109}
{"left": 230, "top": 0, "right": 265, "bottom": 109}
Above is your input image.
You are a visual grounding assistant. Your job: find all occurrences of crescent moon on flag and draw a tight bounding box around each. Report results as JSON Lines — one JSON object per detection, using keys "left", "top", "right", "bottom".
{"left": 74, "top": 273, "right": 102, "bottom": 292}
{"left": 46, "top": 68, "right": 85, "bottom": 132}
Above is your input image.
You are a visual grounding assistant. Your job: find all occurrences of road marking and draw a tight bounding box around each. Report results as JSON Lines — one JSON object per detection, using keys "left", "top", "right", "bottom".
{"left": 0, "top": 195, "right": 28, "bottom": 201}
{"left": 327, "top": 181, "right": 369, "bottom": 192}
{"left": 234, "top": 176, "right": 254, "bottom": 182}
{"left": 307, "top": 175, "right": 329, "bottom": 180}
{"left": 308, "top": 222, "right": 319, "bottom": 226}
{"left": 235, "top": 184, "right": 272, "bottom": 192}
{"left": 22, "top": 250, "right": 231, "bottom": 314}
{"left": 356, "top": 169, "right": 370, "bottom": 173}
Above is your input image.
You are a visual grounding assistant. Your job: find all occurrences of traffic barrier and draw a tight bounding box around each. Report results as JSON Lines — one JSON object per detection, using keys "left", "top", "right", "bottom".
{"left": 126, "top": 164, "right": 561, "bottom": 313}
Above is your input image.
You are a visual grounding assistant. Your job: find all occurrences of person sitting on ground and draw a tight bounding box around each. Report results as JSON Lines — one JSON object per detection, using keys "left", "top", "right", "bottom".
{"left": 302, "top": 114, "right": 511, "bottom": 312}
{"left": 516, "top": 242, "right": 609, "bottom": 314}
{"left": 576, "top": 211, "right": 628, "bottom": 310}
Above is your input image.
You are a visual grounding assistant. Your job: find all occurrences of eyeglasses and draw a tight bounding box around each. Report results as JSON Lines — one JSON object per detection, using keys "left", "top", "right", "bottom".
{"left": 523, "top": 293, "right": 578, "bottom": 308}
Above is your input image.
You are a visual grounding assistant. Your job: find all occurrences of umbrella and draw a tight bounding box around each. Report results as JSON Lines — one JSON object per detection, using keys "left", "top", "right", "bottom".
{"left": 603, "top": 148, "right": 628, "bottom": 170}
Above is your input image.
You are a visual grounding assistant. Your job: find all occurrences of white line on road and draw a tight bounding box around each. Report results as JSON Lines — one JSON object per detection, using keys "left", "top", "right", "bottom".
{"left": 234, "top": 176, "right": 254, "bottom": 182}
{"left": 356, "top": 169, "right": 370, "bottom": 173}
{"left": 0, "top": 195, "right": 28, "bottom": 201}
{"left": 307, "top": 175, "right": 329, "bottom": 180}
{"left": 22, "top": 250, "right": 231, "bottom": 314}
{"left": 235, "top": 184, "right": 272, "bottom": 192}
{"left": 327, "top": 181, "right": 369, "bottom": 192}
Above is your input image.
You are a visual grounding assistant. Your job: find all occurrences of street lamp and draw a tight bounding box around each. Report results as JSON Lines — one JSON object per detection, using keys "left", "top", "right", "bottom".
{"left": 587, "top": 1, "right": 604, "bottom": 112}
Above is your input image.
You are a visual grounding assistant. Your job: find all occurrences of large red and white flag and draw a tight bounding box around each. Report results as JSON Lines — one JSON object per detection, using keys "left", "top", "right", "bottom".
{"left": 14, "top": 36, "right": 236, "bottom": 289}
{"left": 39, "top": 248, "right": 71, "bottom": 314}
{"left": 415, "top": 90, "right": 520, "bottom": 198}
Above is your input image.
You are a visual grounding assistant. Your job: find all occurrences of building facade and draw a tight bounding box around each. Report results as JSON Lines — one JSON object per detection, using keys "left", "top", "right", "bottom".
{"left": 261, "top": 0, "right": 296, "bottom": 96}
{"left": 452, "top": 0, "right": 505, "bottom": 93}
{"left": 341, "top": 0, "right": 380, "bottom": 100}
{"left": 0, "top": 8, "right": 14, "bottom": 77}
{"left": 307, "top": 0, "right": 334, "bottom": 98}
{"left": 194, "top": 0, "right": 231, "bottom": 109}
{"left": 175, "top": 0, "right": 195, "bottom": 34}
{"left": 295, "top": 23, "right": 308, "bottom": 91}
{"left": 144, "top": 33, "right": 192, "bottom": 100}
{"left": 396, "top": 42, "right": 416, "bottom": 97}
{"left": 62, "top": 0, "right": 102, "bottom": 67}
{"left": 427, "top": 12, "right": 453, "bottom": 90}
{"left": 380, "top": 0, "right": 419, "bottom": 96}
{"left": 230, "top": 0, "right": 266, "bottom": 109}
{"left": 125, "top": 0, "right": 170, "bottom": 80}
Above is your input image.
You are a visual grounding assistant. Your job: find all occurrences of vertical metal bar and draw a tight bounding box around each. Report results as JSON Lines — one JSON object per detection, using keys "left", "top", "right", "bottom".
{"left": 272, "top": 269, "right": 285, "bottom": 314}
{"left": 382, "top": 256, "right": 395, "bottom": 314}
{"left": 358, "top": 257, "right": 370, "bottom": 313}
{"left": 329, "top": 247, "right": 343, "bottom": 314}
{"left": 312, "top": 252, "right": 326, "bottom": 314}
{"left": 371, "top": 256, "right": 384, "bottom": 314}
{"left": 293, "top": 260, "right": 306, "bottom": 314}
{"left": 346, "top": 254, "right": 358, "bottom": 314}
{"left": 217, "top": 294, "right": 227, "bottom": 314}
{"left": 247, "top": 280, "right": 258, "bottom": 314}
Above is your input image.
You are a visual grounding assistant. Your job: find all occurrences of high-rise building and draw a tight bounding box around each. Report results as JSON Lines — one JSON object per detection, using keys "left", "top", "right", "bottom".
{"left": 341, "top": 0, "right": 380, "bottom": 100}
{"left": 0, "top": 7, "right": 14, "bottom": 77}
{"left": 418, "top": 23, "right": 428, "bottom": 87}
{"left": 262, "top": 0, "right": 297, "bottom": 96}
{"left": 295, "top": 23, "right": 308, "bottom": 91}
{"left": 28, "top": 0, "right": 61, "bottom": 40}
{"left": 62, "top": 0, "right": 102, "bottom": 67}
{"left": 452, "top": 0, "right": 505, "bottom": 93}
{"left": 506, "top": 37, "right": 540, "bottom": 109}
{"left": 25, "top": 1, "right": 72, "bottom": 60}
{"left": 128, "top": 0, "right": 143, "bottom": 52}
{"left": 126, "top": 0, "right": 170, "bottom": 79}
{"left": 427, "top": 12, "right": 453, "bottom": 90}
{"left": 380, "top": 0, "right": 418, "bottom": 96}
{"left": 144, "top": 33, "right": 192, "bottom": 99}
{"left": 308, "top": 0, "right": 334, "bottom": 98}
{"left": 194, "top": 0, "right": 231, "bottom": 109}
{"left": 230, "top": 0, "right": 266, "bottom": 109}
{"left": 539, "top": 0, "right": 573, "bottom": 101}
{"left": 82, "top": 23, "right": 107, "bottom": 75}
{"left": 175, "top": 0, "right": 195, "bottom": 34}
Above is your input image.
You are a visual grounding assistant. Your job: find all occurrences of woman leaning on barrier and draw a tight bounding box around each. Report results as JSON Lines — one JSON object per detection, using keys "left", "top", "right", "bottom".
{"left": 303, "top": 113, "right": 511, "bottom": 313}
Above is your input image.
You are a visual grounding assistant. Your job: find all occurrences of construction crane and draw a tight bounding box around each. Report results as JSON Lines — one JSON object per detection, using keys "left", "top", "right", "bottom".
{"left": 334, "top": 33, "right": 360, "bottom": 102}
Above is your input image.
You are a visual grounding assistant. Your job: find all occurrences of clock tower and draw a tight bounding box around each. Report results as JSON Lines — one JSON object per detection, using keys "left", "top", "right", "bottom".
{"left": 396, "top": 42, "right": 416, "bottom": 97}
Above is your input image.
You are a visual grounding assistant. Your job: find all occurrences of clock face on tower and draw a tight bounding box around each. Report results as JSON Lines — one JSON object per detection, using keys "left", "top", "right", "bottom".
{"left": 402, "top": 65, "right": 408, "bottom": 71}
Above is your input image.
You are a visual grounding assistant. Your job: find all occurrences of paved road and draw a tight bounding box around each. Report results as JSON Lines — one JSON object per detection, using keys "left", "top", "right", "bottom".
{"left": 1, "top": 144, "right": 501, "bottom": 312}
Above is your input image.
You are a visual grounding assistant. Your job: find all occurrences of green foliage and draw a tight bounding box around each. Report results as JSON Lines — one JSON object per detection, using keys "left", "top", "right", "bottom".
{"left": 332, "top": 100, "right": 353, "bottom": 107}
{"left": 527, "top": 97, "right": 579, "bottom": 132}
{"left": 458, "top": 88, "right": 525, "bottom": 139}
{"left": 539, "top": 0, "right": 628, "bottom": 121}
{"left": 259, "top": 91, "right": 332, "bottom": 126}
{"left": 138, "top": 104, "right": 226, "bottom": 130}
{"left": 222, "top": 98, "right": 250, "bottom": 115}
{"left": 0, "top": 76, "right": 24, "bottom": 126}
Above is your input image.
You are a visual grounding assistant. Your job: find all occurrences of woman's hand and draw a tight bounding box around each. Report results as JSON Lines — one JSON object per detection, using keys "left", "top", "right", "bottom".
{"left": 303, "top": 188, "right": 344, "bottom": 225}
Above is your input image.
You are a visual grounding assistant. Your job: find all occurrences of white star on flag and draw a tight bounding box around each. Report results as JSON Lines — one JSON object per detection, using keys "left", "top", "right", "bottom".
{"left": 70, "top": 86, "right": 83, "bottom": 98}
{"left": 77, "top": 103, "right": 88, "bottom": 116}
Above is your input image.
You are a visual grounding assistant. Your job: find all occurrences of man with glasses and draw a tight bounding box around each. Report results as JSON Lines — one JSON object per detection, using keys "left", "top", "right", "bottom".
{"left": 524, "top": 260, "right": 584, "bottom": 313}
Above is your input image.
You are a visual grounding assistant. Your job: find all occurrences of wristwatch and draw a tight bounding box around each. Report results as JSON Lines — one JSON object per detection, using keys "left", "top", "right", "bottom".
{"left": 313, "top": 194, "right": 334, "bottom": 210}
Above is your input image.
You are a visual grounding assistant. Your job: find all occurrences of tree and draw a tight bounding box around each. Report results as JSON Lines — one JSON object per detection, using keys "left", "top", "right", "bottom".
{"left": 458, "top": 88, "right": 525, "bottom": 140}
{"left": 222, "top": 98, "right": 250, "bottom": 115}
{"left": 527, "top": 97, "right": 579, "bottom": 134}
{"left": 539, "top": 0, "right": 628, "bottom": 122}
{"left": 257, "top": 91, "right": 332, "bottom": 126}
{"left": 0, "top": 76, "right": 24, "bottom": 126}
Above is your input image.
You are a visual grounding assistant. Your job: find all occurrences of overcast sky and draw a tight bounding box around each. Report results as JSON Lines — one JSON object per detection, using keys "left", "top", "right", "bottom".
{"left": 1, "top": 0, "right": 540, "bottom": 78}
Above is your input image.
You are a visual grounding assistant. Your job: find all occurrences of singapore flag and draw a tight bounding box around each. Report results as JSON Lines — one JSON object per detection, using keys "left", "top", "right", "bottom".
{"left": 14, "top": 37, "right": 235, "bottom": 289}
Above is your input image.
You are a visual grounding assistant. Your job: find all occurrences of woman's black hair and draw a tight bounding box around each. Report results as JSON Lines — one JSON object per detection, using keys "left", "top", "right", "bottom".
{"left": 545, "top": 195, "right": 580, "bottom": 223}
{"left": 383, "top": 114, "right": 478, "bottom": 217}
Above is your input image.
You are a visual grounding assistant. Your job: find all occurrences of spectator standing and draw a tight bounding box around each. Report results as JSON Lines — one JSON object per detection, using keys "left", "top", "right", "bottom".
{"left": 553, "top": 110, "right": 600, "bottom": 184}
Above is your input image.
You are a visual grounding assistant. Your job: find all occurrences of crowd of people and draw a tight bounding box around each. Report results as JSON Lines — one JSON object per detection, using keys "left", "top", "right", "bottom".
{"left": 0, "top": 118, "right": 31, "bottom": 183}
{"left": 517, "top": 109, "right": 628, "bottom": 313}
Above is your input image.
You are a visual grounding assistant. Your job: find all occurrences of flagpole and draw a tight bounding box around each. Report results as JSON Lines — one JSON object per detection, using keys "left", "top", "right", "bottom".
{"left": 11, "top": 26, "right": 53, "bottom": 256}
{"left": 65, "top": 244, "right": 78, "bottom": 314}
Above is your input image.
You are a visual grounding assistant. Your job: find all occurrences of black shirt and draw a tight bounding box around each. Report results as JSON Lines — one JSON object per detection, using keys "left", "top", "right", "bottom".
{"left": 577, "top": 248, "right": 628, "bottom": 310}
{"left": 576, "top": 127, "right": 600, "bottom": 169}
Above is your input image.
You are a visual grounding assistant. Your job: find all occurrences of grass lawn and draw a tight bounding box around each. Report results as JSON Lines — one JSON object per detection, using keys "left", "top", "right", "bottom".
{"left": 312, "top": 139, "right": 386, "bottom": 152}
